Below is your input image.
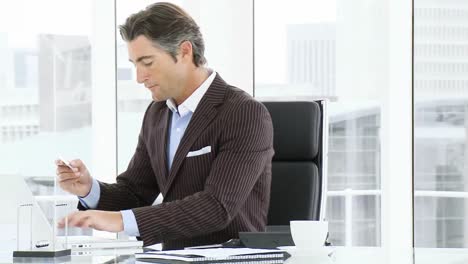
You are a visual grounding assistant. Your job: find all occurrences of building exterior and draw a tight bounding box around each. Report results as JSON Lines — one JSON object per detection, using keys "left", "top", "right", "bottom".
{"left": 287, "top": 23, "right": 336, "bottom": 97}
{"left": 414, "top": 0, "right": 468, "bottom": 247}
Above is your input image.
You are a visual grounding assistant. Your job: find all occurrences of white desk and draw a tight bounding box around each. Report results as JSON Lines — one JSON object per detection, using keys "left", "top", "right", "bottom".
{"left": 0, "top": 240, "right": 140, "bottom": 263}
{"left": 284, "top": 247, "right": 468, "bottom": 264}
{"left": 2, "top": 245, "right": 468, "bottom": 263}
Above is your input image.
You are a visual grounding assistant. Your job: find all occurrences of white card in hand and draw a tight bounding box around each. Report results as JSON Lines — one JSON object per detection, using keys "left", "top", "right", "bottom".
{"left": 58, "top": 157, "right": 73, "bottom": 170}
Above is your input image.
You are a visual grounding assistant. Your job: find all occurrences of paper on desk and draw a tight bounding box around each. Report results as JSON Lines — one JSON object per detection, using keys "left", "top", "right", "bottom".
{"left": 144, "top": 243, "right": 163, "bottom": 251}
{"left": 137, "top": 247, "right": 284, "bottom": 260}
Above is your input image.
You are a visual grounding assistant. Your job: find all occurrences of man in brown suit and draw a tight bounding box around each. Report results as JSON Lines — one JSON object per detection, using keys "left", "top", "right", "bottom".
{"left": 55, "top": 2, "right": 274, "bottom": 249}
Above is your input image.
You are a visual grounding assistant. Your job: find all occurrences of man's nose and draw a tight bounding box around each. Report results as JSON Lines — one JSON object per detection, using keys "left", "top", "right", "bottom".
{"left": 136, "top": 67, "right": 148, "bottom": 84}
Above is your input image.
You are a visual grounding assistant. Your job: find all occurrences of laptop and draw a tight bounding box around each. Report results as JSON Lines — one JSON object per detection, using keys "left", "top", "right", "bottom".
{"left": 57, "top": 236, "right": 143, "bottom": 249}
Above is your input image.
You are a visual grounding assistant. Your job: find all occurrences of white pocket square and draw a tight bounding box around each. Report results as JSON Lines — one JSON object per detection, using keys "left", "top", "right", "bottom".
{"left": 187, "top": 146, "right": 212, "bottom": 157}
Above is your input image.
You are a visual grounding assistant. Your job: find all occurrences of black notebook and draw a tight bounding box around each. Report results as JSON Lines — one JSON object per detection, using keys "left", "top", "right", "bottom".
{"left": 135, "top": 248, "right": 285, "bottom": 264}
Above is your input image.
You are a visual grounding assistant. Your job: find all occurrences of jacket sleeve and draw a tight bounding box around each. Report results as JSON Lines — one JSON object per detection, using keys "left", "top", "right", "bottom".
{"left": 78, "top": 103, "right": 160, "bottom": 212}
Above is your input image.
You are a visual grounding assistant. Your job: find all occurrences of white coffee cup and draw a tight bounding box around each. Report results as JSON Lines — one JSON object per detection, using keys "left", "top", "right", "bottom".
{"left": 290, "top": 220, "right": 328, "bottom": 249}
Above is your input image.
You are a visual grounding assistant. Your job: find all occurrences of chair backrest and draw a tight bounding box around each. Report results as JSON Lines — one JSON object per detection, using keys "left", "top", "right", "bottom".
{"left": 262, "top": 101, "right": 328, "bottom": 225}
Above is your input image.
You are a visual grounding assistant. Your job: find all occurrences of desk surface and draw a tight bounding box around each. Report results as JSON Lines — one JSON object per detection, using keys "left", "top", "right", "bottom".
{"left": 2, "top": 246, "right": 468, "bottom": 264}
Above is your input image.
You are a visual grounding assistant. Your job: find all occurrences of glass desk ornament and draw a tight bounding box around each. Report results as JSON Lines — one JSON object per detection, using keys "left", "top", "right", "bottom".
{"left": 13, "top": 177, "right": 72, "bottom": 258}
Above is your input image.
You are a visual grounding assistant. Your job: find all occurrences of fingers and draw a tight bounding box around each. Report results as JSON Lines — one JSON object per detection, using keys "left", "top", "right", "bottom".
{"left": 69, "top": 159, "right": 85, "bottom": 170}
{"left": 56, "top": 166, "right": 79, "bottom": 175}
{"left": 59, "top": 211, "right": 94, "bottom": 229}
{"left": 55, "top": 158, "right": 80, "bottom": 181}
{"left": 55, "top": 159, "right": 67, "bottom": 166}
{"left": 56, "top": 170, "right": 80, "bottom": 182}
{"left": 58, "top": 211, "right": 122, "bottom": 232}
{"left": 54, "top": 158, "right": 82, "bottom": 171}
{"left": 55, "top": 159, "right": 74, "bottom": 170}
{"left": 57, "top": 212, "right": 71, "bottom": 228}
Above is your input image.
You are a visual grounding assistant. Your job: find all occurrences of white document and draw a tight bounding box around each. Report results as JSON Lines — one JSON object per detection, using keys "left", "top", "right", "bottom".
{"left": 144, "top": 243, "right": 163, "bottom": 251}
{"left": 136, "top": 247, "right": 284, "bottom": 261}
{"left": 186, "top": 146, "right": 211, "bottom": 157}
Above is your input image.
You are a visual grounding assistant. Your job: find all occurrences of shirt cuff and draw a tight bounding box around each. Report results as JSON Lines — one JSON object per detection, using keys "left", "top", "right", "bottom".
{"left": 78, "top": 178, "right": 100, "bottom": 209}
{"left": 121, "top": 209, "right": 140, "bottom": 237}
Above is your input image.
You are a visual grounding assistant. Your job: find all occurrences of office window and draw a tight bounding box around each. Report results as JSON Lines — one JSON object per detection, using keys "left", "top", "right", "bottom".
{"left": 414, "top": 0, "right": 468, "bottom": 249}
{"left": 14, "top": 51, "right": 38, "bottom": 89}
{"left": 413, "top": 2, "right": 468, "bottom": 250}
{"left": 0, "top": 0, "right": 94, "bottom": 235}
{"left": 254, "top": 0, "right": 394, "bottom": 246}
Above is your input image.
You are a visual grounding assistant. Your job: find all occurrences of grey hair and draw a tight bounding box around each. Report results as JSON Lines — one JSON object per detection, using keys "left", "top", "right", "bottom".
{"left": 119, "top": 2, "right": 207, "bottom": 67}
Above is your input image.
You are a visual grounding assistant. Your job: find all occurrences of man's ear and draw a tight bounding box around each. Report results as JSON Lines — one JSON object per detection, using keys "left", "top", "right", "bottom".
{"left": 179, "top": 41, "right": 193, "bottom": 62}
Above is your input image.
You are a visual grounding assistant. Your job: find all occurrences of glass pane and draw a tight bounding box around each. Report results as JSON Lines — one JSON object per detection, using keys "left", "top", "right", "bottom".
{"left": 326, "top": 196, "right": 345, "bottom": 246}
{"left": 255, "top": 0, "right": 385, "bottom": 246}
{"left": 414, "top": 0, "right": 468, "bottom": 249}
{"left": 415, "top": 197, "right": 467, "bottom": 248}
{"left": 0, "top": 0, "right": 94, "bottom": 249}
{"left": 352, "top": 195, "right": 380, "bottom": 246}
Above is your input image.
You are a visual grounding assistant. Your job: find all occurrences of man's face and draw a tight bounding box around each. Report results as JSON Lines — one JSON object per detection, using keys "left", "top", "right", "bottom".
{"left": 127, "top": 35, "right": 185, "bottom": 102}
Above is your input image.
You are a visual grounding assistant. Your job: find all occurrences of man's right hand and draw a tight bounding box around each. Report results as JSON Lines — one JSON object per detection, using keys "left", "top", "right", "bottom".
{"left": 55, "top": 159, "right": 93, "bottom": 197}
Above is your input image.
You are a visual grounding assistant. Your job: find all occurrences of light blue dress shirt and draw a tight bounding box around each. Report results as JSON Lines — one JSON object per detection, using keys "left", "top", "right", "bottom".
{"left": 79, "top": 71, "right": 216, "bottom": 237}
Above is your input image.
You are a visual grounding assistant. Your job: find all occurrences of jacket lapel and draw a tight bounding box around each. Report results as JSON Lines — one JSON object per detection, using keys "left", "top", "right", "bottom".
{"left": 153, "top": 106, "right": 170, "bottom": 188}
{"left": 163, "top": 73, "right": 227, "bottom": 194}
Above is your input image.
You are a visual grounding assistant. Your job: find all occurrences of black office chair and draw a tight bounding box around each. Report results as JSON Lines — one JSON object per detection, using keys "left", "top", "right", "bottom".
{"left": 262, "top": 101, "right": 327, "bottom": 226}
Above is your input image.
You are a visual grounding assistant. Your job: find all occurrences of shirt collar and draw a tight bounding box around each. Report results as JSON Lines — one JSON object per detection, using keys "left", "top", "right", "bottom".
{"left": 166, "top": 70, "right": 216, "bottom": 117}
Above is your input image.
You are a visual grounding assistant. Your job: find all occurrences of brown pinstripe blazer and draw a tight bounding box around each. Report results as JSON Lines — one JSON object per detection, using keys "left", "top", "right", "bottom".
{"left": 82, "top": 74, "right": 274, "bottom": 249}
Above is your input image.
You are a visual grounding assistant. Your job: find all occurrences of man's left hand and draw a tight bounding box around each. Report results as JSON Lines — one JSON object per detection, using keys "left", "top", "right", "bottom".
{"left": 58, "top": 210, "right": 124, "bottom": 232}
